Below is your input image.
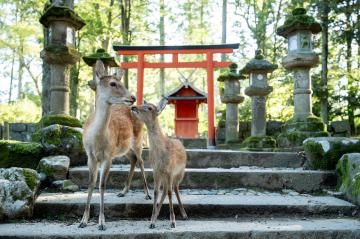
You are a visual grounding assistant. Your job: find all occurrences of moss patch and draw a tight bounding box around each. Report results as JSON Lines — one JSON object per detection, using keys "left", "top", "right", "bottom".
{"left": 0, "top": 140, "right": 45, "bottom": 169}
{"left": 276, "top": 7, "right": 321, "bottom": 37}
{"left": 38, "top": 114, "right": 82, "bottom": 128}
{"left": 22, "top": 168, "right": 40, "bottom": 191}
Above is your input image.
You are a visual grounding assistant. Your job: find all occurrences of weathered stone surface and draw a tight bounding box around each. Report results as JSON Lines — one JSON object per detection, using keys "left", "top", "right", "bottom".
{"left": 37, "top": 155, "right": 70, "bottom": 181}
{"left": 69, "top": 166, "right": 336, "bottom": 193}
{"left": 52, "top": 179, "right": 79, "bottom": 192}
{"left": 40, "top": 124, "right": 86, "bottom": 166}
{"left": 0, "top": 167, "right": 40, "bottom": 220}
{"left": 336, "top": 153, "right": 360, "bottom": 205}
{"left": 303, "top": 137, "right": 360, "bottom": 170}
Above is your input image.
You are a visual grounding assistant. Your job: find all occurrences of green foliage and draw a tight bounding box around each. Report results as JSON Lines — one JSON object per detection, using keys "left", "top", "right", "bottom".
{"left": 0, "top": 99, "right": 41, "bottom": 124}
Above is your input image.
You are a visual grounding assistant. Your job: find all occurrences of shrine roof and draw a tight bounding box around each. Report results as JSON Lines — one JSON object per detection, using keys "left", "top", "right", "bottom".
{"left": 113, "top": 43, "right": 239, "bottom": 52}
{"left": 165, "top": 82, "right": 207, "bottom": 101}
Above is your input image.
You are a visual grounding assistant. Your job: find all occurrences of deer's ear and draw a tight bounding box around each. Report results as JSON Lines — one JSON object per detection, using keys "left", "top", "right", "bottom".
{"left": 95, "top": 60, "right": 106, "bottom": 83}
{"left": 156, "top": 97, "right": 168, "bottom": 115}
{"left": 115, "top": 68, "right": 124, "bottom": 82}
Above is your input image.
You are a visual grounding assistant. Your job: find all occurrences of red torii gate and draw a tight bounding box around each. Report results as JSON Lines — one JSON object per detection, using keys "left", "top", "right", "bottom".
{"left": 113, "top": 43, "right": 239, "bottom": 148}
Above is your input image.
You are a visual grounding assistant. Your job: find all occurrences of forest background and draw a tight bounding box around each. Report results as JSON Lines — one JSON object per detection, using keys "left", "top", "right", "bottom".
{"left": 0, "top": 0, "right": 359, "bottom": 136}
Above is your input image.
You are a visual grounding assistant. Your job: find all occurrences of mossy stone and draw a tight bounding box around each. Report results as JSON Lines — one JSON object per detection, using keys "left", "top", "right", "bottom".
{"left": 22, "top": 168, "right": 40, "bottom": 191}
{"left": 0, "top": 140, "right": 45, "bottom": 169}
{"left": 241, "top": 136, "right": 276, "bottom": 150}
{"left": 305, "top": 138, "right": 360, "bottom": 170}
{"left": 336, "top": 153, "right": 360, "bottom": 205}
{"left": 39, "top": 124, "right": 85, "bottom": 166}
{"left": 39, "top": 114, "right": 82, "bottom": 128}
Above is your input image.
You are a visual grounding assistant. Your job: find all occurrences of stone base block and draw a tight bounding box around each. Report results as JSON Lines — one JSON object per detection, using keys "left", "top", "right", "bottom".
{"left": 277, "top": 116, "right": 329, "bottom": 148}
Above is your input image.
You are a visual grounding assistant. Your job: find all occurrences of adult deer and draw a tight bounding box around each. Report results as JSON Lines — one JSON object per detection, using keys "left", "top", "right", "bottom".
{"left": 79, "top": 60, "right": 151, "bottom": 230}
{"left": 131, "top": 98, "right": 188, "bottom": 229}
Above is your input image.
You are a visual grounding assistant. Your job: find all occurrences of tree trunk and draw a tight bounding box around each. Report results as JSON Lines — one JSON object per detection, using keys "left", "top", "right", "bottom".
{"left": 69, "top": 64, "right": 80, "bottom": 117}
{"left": 320, "top": 0, "right": 329, "bottom": 125}
{"left": 159, "top": 0, "right": 165, "bottom": 97}
{"left": 119, "top": 0, "right": 131, "bottom": 88}
{"left": 345, "top": 0, "right": 355, "bottom": 134}
{"left": 221, "top": 0, "right": 227, "bottom": 62}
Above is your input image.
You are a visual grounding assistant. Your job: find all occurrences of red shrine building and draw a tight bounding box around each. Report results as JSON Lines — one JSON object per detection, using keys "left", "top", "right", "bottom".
{"left": 165, "top": 82, "right": 207, "bottom": 139}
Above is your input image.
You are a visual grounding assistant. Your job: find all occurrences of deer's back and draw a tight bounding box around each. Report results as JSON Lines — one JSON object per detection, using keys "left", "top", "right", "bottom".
{"left": 150, "top": 136, "right": 187, "bottom": 177}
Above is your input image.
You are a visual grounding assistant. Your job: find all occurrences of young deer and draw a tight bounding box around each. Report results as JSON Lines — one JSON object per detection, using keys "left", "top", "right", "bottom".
{"left": 131, "top": 98, "right": 188, "bottom": 229}
{"left": 79, "top": 60, "right": 151, "bottom": 231}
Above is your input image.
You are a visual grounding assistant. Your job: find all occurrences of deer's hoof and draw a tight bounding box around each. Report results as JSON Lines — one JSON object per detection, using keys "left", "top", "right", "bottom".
{"left": 98, "top": 224, "right": 106, "bottom": 231}
{"left": 78, "top": 222, "right": 87, "bottom": 228}
{"left": 170, "top": 222, "right": 176, "bottom": 228}
{"left": 117, "top": 192, "right": 125, "bottom": 197}
{"left": 149, "top": 223, "right": 155, "bottom": 229}
{"left": 145, "top": 195, "right": 152, "bottom": 200}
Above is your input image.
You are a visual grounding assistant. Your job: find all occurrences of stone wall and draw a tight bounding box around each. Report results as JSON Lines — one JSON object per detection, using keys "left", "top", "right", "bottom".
{"left": 217, "top": 120, "right": 284, "bottom": 143}
{"left": 0, "top": 123, "right": 37, "bottom": 142}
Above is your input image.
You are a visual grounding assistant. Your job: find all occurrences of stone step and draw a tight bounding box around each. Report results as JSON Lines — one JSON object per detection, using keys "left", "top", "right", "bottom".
{"left": 113, "top": 149, "right": 305, "bottom": 168}
{"left": 1, "top": 218, "right": 360, "bottom": 239}
{"left": 33, "top": 190, "right": 356, "bottom": 220}
{"left": 69, "top": 166, "right": 336, "bottom": 193}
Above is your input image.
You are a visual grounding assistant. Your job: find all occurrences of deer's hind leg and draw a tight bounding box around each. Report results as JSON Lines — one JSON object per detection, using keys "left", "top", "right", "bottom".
{"left": 118, "top": 151, "right": 136, "bottom": 197}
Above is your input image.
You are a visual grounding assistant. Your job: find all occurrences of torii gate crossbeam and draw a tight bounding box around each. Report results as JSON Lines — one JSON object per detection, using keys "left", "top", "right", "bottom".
{"left": 113, "top": 43, "right": 239, "bottom": 148}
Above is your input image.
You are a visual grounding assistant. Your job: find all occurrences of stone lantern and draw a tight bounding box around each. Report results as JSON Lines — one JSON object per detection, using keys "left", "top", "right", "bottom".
{"left": 217, "top": 63, "right": 245, "bottom": 144}
{"left": 40, "top": 0, "right": 85, "bottom": 115}
{"left": 240, "top": 50, "right": 277, "bottom": 150}
{"left": 83, "top": 49, "right": 119, "bottom": 91}
{"left": 276, "top": 8, "right": 328, "bottom": 148}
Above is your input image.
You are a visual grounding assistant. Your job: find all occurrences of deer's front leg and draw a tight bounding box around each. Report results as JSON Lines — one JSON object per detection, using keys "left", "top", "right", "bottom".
{"left": 98, "top": 159, "right": 111, "bottom": 231}
{"left": 150, "top": 175, "right": 160, "bottom": 229}
{"left": 79, "top": 153, "right": 98, "bottom": 228}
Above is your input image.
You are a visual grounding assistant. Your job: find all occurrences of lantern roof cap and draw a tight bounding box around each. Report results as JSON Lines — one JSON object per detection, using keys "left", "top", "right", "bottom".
{"left": 217, "top": 63, "right": 246, "bottom": 82}
{"left": 240, "top": 50, "right": 278, "bottom": 74}
{"left": 39, "top": 5, "right": 85, "bottom": 30}
{"left": 82, "top": 49, "right": 118, "bottom": 67}
{"left": 276, "top": 7, "right": 321, "bottom": 37}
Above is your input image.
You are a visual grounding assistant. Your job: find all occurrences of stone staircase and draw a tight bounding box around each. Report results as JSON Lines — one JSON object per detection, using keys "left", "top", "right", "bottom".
{"left": 1, "top": 149, "right": 360, "bottom": 238}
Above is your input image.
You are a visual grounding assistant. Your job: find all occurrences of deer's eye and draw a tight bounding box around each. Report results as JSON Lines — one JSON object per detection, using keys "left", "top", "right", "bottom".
{"left": 109, "top": 82, "right": 117, "bottom": 87}
{"left": 147, "top": 106, "right": 153, "bottom": 111}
